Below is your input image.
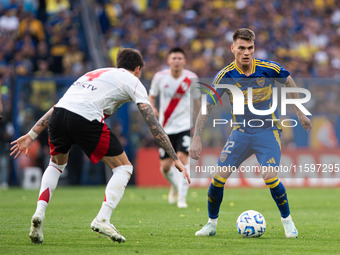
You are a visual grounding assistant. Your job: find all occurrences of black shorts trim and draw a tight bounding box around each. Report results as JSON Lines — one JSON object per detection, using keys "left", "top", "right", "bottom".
{"left": 159, "top": 130, "right": 190, "bottom": 160}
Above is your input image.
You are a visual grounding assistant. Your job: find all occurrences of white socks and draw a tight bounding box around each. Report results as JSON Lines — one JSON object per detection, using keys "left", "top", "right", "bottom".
{"left": 282, "top": 214, "right": 292, "bottom": 221}
{"left": 208, "top": 218, "right": 218, "bottom": 226}
{"left": 96, "top": 165, "right": 133, "bottom": 222}
{"left": 177, "top": 164, "right": 189, "bottom": 203}
{"left": 35, "top": 160, "right": 67, "bottom": 216}
{"left": 163, "top": 165, "right": 178, "bottom": 191}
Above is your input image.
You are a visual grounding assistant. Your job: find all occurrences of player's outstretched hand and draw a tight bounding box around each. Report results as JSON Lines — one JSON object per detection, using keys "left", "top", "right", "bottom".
{"left": 10, "top": 134, "right": 33, "bottom": 159}
{"left": 189, "top": 136, "right": 202, "bottom": 160}
{"left": 174, "top": 159, "right": 191, "bottom": 184}
{"left": 298, "top": 113, "right": 312, "bottom": 132}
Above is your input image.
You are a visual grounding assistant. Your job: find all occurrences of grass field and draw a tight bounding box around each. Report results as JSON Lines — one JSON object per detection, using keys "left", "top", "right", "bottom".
{"left": 1, "top": 186, "right": 339, "bottom": 255}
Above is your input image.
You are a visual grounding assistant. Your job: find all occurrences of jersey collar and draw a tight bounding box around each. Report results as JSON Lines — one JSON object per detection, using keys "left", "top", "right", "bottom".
{"left": 234, "top": 59, "right": 256, "bottom": 76}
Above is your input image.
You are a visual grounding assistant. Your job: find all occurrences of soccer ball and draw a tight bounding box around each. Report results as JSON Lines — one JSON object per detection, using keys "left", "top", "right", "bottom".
{"left": 236, "top": 210, "right": 266, "bottom": 238}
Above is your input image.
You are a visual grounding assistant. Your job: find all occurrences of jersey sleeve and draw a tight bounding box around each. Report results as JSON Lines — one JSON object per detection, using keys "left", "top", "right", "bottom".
{"left": 149, "top": 73, "right": 160, "bottom": 97}
{"left": 126, "top": 80, "right": 151, "bottom": 105}
{"left": 271, "top": 60, "right": 290, "bottom": 82}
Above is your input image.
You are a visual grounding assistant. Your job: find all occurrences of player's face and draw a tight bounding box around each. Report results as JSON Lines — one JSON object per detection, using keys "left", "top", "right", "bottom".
{"left": 231, "top": 39, "right": 255, "bottom": 67}
{"left": 167, "top": 52, "right": 186, "bottom": 72}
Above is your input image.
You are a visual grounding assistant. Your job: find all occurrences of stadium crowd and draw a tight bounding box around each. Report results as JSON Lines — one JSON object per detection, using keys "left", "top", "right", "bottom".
{"left": 0, "top": 0, "right": 339, "bottom": 187}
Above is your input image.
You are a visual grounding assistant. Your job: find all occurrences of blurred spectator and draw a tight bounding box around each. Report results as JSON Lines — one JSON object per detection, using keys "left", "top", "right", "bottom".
{"left": 30, "top": 59, "right": 56, "bottom": 112}
{"left": 0, "top": 110, "right": 14, "bottom": 190}
{"left": 11, "top": 51, "right": 33, "bottom": 75}
{"left": 46, "top": 0, "right": 70, "bottom": 16}
{"left": 32, "top": 41, "right": 54, "bottom": 72}
{"left": 0, "top": 81, "right": 13, "bottom": 189}
{"left": 0, "top": 7, "right": 19, "bottom": 35}
{"left": 62, "top": 36, "right": 85, "bottom": 76}
{"left": 111, "top": 121, "right": 127, "bottom": 148}
{"left": 316, "top": 118, "right": 339, "bottom": 149}
{"left": 18, "top": 11, "right": 45, "bottom": 43}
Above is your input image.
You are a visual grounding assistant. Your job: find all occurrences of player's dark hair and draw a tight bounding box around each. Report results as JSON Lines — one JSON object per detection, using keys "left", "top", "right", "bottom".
{"left": 233, "top": 28, "right": 256, "bottom": 42}
{"left": 117, "top": 48, "right": 144, "bottom": 70}
{"left": 168, "top": 47, "right": 186, "bottom": 57}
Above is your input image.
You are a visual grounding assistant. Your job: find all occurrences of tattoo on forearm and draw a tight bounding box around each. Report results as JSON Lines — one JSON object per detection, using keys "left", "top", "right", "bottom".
{"left": 138, "top": 103, "right": 178, "bottom": 160}
{"left": 32, "top": 108, "right": 54, "bottom": 134}
{"left": 194, "top": 103, "right": 214, "bottom": 137}
{"left": 37, "top": 113, "right": 52, "bottom": 127}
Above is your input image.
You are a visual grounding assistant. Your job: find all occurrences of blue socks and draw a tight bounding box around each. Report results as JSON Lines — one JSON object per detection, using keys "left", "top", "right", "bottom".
{"left": 265, "top": 177, "right": 290, "bottom": 218}
{"left": 207, "top": 175, "right": 290, "bottom": 219}
{"left": 207, "top": 174, "right": 226, "bottom": 219}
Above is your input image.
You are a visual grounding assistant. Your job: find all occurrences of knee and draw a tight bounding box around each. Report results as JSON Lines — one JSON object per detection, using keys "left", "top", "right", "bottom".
{"left": 49, "top": 159, "right": 67, "bottom": 173}
{"left": 161, "top": 164, "right": 171, "bottom": 173}
{"left": 178, "top": 153, "right": 188, "bottom": 165}
{"left": 160, "top": 158, "right": 173, "bottom": 173}
{"left": 262, "top": 171, "right": 278, "bottom": 181}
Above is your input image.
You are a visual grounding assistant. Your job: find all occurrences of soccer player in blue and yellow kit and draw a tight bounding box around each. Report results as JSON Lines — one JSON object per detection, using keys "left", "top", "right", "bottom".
{"left": 190, "top": 28, "right": 312, "bottom": 238}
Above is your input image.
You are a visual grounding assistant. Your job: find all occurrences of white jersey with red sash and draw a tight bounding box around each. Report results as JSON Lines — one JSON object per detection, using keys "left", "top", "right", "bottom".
{"left": 56, "top": 68, "right": 150, "bottom": 122}
{"left": 149, "top": 69, "right": 198, "bottom": 135}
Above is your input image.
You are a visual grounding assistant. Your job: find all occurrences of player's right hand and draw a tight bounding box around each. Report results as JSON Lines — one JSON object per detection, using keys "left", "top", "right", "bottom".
{"left": 10, "top": 134, "right": 33, "bottom": 159}
{"left": 189, "top": 136, "right": 202, "bottom": 160}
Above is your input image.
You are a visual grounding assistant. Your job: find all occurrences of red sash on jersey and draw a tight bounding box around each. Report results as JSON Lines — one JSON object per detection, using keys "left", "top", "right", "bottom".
{"left": 163, "top": 77, "right": 191, "bottom": 127}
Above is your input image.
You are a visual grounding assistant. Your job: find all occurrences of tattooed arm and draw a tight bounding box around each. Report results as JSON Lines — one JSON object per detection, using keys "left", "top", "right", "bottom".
{"left": 138, "top": 103, "right": 178, "bottom": 159}
{"left": 138, "top": 103, "right": 190, "bottom": 183}
{"left": 10, "top": 107, "right": 55, "bottom": 159}
{"left": 31, "top": 107, "right": 54, "bottom": 135}
{"left": 189, "top": 102, "right": 214, "bottom": 160}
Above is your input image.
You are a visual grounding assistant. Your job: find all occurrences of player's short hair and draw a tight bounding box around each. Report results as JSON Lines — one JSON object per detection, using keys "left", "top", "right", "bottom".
{"left": 232, "top": 28, "right": 256, "bottom": 42}
{"left": 168, "top": 47, "right": 186, "bottom": 57}
{"left": 117, "top": 48, "right": 144, "bottom": 70}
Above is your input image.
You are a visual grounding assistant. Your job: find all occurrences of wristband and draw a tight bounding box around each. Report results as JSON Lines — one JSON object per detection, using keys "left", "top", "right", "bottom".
{"left": 28, "top": 129, "right": 38, "bottom": 140}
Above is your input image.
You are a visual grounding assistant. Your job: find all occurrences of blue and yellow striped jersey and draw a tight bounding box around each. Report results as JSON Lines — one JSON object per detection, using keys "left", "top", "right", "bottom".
{"left": 208, "top": 58, "right": 290, "bottom": 134}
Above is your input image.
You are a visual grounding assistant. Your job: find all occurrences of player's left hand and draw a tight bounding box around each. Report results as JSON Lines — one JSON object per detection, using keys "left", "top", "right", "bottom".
{"left": 298, "top": 113, "right": 312, "bottom": 132}
{"left": 189, "top": 136, "right": 202, "bottom": 160}
{"left": 10, "top": 134, "right": 33, "bottom": 159}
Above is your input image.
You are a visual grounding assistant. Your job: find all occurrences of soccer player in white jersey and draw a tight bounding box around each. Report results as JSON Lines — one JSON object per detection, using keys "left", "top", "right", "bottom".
{"left": 10, "top": 48, "right": 190, "bottom": 245}
{"left": 149, "top": 47, "right": 200, "bottom": 208}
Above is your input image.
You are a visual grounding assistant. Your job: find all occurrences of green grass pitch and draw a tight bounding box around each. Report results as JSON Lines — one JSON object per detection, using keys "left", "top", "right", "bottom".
{"left": 1, "top": 186, "right": 339, "bottom": 254}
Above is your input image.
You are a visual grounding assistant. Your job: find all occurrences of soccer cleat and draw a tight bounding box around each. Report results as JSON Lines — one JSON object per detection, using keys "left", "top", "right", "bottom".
{"left": 281, "top": 217, "right": 298, "bottom": 238}
{"left": 195, "top": 223, "right": 216, "bottom": 236}
{"left": 177, "top": 201, "right": 188, "bottom": 208}
{"left": 29, "top": 213, "right": 44, "bottom": 244}
{"left": 177, "top": 199, "right": 188, "bottom": 208}
{"left": 168, "top": 185, "right": 177, "bottom": 205}
{"left": 91, "top": 218, "right": 126, "bottom": 243}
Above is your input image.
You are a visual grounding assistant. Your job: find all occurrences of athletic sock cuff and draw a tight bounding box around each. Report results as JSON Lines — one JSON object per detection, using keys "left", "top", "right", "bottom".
{"left": 212, "top": 173, "right": 226, "bottom": 187}
{"left": 265, "top": 177, "right": 280, "bottom": 188}
{"left": 48, "top": 160, "right": 67, "bottom": 173}
{"left": 113, "top": 165, "right": 133, "bottom": 175}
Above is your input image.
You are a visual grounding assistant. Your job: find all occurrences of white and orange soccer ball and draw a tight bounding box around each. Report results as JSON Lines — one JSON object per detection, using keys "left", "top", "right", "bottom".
{"left": 236, "top": 210, "right": 266, "bottom": 238}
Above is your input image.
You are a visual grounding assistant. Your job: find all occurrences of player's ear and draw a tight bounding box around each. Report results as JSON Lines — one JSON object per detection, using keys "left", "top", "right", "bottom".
{"left": 231, "top": 43, "right": 235, "bottom": 54}
{"left": 134, "top": 66, "right": 141, "bottom": 78}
